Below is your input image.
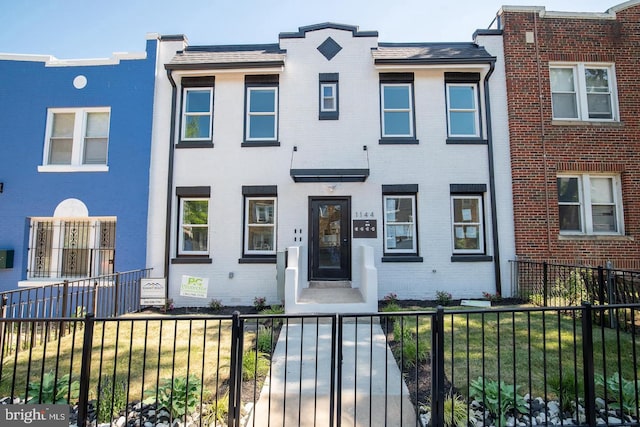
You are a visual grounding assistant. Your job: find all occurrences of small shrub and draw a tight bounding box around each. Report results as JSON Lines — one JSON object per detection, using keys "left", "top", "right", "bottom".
{"left": 469, "top": 377, "right": 527, "bottom": 426}
{"left": 381, "top": 302, "right": 401, "bottom": 312}
{"left": 441, "top": 394, "right": 474, "bottom": 427}
{"left": 253, "top": 296, "right": 267, "bottom": 311}
{"left": 595, "top": 372, "right": 640, "bottom": 415}
{"left": 209, "top": 298, "right": 223, "bottom": 311}
{"left": 383, "top": 292, "right": 398, "bottom": 304}
{"left": 551, "top": 268, "right": 589, "bottom": 306}
{"left": 435, "top": 290, "right": 452, "bottom": 306}
{"left": 203, "top": 392, "right": 229, "bottom": 425}
{"left": 392, "top": 320, "right": 427, "bottom": 367}
{"left": 548, "top": 372, "right": 581, "bottom": 412}
{"left": 482, "top": 291, "right": 502, "bottom": 303}
{"left": 145, "top": 374, "right": 201, "bottom": 418}
{"left": 26, "top": 370, "right": 80, "bottom": 404}
{"left": 96, "top": 376, "right": 128, "bottom": 423}
{"left": 260, "top": 305, "right": 284, "bottom": 315}
{"left": 162, "top": 298, "right": 174, "bottom": 312}
{"left": 256, "top": 327, "right": 275, "bottom": 353}
{"left": 242, "top": 351, "right": 270, "bottom": 381}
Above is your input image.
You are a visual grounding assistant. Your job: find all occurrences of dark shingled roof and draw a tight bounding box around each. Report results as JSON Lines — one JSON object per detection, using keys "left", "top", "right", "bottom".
{"left": 165, "top": 44, "right": 286, "bottom": 70}
{"left": 373, "top": 43, "right": 495, "bottom": 64}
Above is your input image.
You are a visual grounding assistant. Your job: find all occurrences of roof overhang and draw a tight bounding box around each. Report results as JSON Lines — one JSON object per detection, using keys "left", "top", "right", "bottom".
{"left": 290, "top": 168, "right": 369, "bottom": 183}
{"left": 165, "top": 61, "right": 285, "bottom": 71}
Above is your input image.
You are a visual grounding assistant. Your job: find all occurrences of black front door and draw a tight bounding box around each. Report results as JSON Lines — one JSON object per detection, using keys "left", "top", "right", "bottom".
{"left": 309, "top": 197, "right": 351, "bottom": 280}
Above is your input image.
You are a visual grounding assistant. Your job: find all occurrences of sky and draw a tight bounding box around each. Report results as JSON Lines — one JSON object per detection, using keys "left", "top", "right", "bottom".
{"left": 0, "top": 0, "right": 614, "bottom": 59}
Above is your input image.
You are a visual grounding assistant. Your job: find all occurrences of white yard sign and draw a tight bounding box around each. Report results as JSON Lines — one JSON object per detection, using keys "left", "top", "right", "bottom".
{"left": 180, "top": 275, "right": 209, "bottom": 299}
{"left": 140, "top": 278, "right": 166, "bottom": 306}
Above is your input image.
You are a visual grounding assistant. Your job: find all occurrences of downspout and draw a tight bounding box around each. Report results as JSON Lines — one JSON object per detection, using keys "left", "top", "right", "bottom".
{"left": 484, "top": 60, "right": 502, "bottom": 294}
{"left": 164, "top": 69, "right": 177, "bottom": 296}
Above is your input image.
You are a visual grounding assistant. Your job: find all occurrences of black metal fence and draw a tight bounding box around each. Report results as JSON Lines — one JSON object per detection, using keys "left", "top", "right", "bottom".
{"left": 0, "top": 269, "right": 151, "bottom": 359}
{"left": 1, "top": 303, "right": 638, "bottom": 427}
{"left": 511, "top": 260, "right": 640, "bottom": 307}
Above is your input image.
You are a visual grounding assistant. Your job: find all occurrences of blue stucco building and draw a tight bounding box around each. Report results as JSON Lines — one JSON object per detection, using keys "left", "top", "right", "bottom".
{"left": 0, "top": 35, "right": 158, "bottom": 291}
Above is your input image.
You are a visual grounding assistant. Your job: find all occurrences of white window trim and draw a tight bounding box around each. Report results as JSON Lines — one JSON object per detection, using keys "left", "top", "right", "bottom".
{"left": 558, "top": 174, "right": 624, "bottom": 236}
{"left": 181, "top": 87, "right": 213, "bottom": 141}
{"left": 381, "top": 83, "right": 414, "bottom": 138}
{"left": 320, "top": 83, "right": 337, "bottom": 113}
{"left": 178, "top": 198, "right": 209, "bottom": 256}
{"left": 446, "top": 83, "right": 480, "bottom": 137}
{"left": 41, "top": 107, "right": 111, "bottom": 172}
{"left": 244, "top": 197, "right": 277, "bottom": 255}
{"left": 383, "top": 194, "right": 417, "bottom": 254}
{"left": 451, "top": 195, "right": 484, "bottom": 254}
{"left": 245, "top": 87, "right": 278, "bottom": 141}
{"left": 550, "top": 63, "right": 618, "bottom": 122}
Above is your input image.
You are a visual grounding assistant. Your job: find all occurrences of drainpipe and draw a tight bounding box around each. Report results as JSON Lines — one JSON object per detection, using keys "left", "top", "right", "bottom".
{"left": 483, "top": 60, "right": 502, "bottom": 294}
{"left": 164, "top": 69, "right": 177, "bottom": 297}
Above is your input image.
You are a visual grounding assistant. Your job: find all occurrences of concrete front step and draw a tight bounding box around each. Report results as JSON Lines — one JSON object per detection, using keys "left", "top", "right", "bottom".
{"left": 298, "top": 286, "right": 364, "bottom": 304}
{"left": 308, "top": 280, "right": 352, "bottom": 289}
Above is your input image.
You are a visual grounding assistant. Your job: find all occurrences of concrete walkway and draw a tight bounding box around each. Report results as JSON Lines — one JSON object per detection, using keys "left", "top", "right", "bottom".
{"left": 246, "top": 318, "right": 417, "bottom": 426}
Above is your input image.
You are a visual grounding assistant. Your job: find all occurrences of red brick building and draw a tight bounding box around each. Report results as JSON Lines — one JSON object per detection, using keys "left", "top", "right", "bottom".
{"left": 496, "top": 1, "right": 640, "bottom": 269}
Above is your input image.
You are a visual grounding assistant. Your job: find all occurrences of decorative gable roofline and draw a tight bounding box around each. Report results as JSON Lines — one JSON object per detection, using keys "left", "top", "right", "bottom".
{"left": 279, "top": 22, "right": 378, "bottom": 39}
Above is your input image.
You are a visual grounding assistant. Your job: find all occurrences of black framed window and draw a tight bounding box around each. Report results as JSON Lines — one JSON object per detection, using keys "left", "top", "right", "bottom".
{"left": 319, "top": 73, "right": 339, "bottom": 120}
{"left": 381, "top": 184, "right": 422, "bottom": 262}
{"left": 243, "top": 75, "right": 279, "bottom": 147}
{"left": 240, "top": 185, "right": 278, "bottom": 263}
{"left": 379, "top": 73, "right": 418, "bottom": 144}
{"left": 178, "top": 77, "right": 215, "bottom": 148}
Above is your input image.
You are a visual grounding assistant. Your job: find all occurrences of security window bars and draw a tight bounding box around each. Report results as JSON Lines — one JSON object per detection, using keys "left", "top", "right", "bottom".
{"left": 179, "top": 199, "right": 209, "bottom": 255}
{"left": 550, "top": 64, "right": 616, "bottom": 121}
{"left": 557, "top": 175, "right": 622, "bottom": 235}
{"left": 244, "top": 197, "right": 276, "bottom": 255}
{"left": 28, "top": 218, "right": 116, "bottom": 279}
{"left": 182, "top": 88, "right": 213, "bottom": 140}
{"left": 45, "top": 108, "right": 110, "bottom": 167}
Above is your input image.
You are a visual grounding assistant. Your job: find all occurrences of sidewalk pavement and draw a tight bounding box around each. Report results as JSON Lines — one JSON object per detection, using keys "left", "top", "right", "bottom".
{"left": 246, "top": 318, "right": 417, "bottom": 426}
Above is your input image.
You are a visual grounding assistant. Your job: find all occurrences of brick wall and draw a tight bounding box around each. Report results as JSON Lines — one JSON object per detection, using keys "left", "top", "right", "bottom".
{"left": 501, "top": 4, "right": 640, "bottom": 269}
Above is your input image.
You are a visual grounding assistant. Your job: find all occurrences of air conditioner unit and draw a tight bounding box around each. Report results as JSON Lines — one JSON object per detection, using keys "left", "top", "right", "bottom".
{"left": 0, "top": 250, "right": 14, "bottom": 269}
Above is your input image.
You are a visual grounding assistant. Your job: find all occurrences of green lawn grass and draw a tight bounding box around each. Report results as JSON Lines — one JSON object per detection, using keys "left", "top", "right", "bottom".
{"left": 0, "top": 317, "right": 246, "bottom": 405}
{"left": 383, "top": 306, "right": 638, "bottom": 400}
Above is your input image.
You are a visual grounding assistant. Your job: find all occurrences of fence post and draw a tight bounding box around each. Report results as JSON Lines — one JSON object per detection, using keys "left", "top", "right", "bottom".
{"left": 597, "top": 267, "right": 605, "bottom": 305}
{"left": 227, "top": 311, "right": 243, "bottom": 427}
{"left": 605, "top": 262, "right": 617, "bottom": 329}
{"left": 92, "top": 281, "right": 99, "bottom": 316}
{"left": 431, "top": 307, "right": 445, "bottom": 427}
{"left": 0, "top": 296, "right": 6, "bottom": 356}
{"left": 77, "top": 313, "right": 95, "bottom": 427}
{"left": 60, "top": 280, "right": 69, "bottom": 337}
{"left": 113, "top": 273, "right": 120, "bottom": 317}
{"left": 543, "top": 262, "right": 548, "bottom": 307}
{"left": 581, "top": 302, "right": 596, "bottom": 427}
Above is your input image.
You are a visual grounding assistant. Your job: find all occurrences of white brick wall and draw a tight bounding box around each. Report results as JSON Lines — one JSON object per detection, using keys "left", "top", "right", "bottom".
{"left": 148, "top": 26, "right": 516, "bottom": 307}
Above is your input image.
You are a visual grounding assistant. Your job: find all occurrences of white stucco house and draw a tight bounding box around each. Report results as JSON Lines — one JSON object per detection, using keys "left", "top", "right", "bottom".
{"left": 147, "top": 23, "right": 514, "bottom": 313}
